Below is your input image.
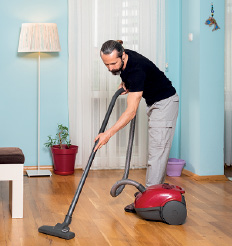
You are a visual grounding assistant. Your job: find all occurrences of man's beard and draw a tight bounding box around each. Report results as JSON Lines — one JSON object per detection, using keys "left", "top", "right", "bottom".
{"left": 111, "top": 59, "right": 124, "bottom": 75}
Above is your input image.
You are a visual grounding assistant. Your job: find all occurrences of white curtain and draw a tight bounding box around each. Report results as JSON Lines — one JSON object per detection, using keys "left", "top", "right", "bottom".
{"left": 68, "top": 0, "right": 166, "bottom": 169}
{"left": 225, "top": 0, "right": 232, "bottom": 166}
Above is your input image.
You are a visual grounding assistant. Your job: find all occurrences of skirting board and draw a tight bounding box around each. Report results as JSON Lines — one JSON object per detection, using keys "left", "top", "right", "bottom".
{"left": 24, "top": 166, "right": 229, "bottom": 181}
{"left": 182, "top": 169, "right": 229, "bottom": 181}
{"left": 24, "top": 166, "right": 53, "bottom": 171}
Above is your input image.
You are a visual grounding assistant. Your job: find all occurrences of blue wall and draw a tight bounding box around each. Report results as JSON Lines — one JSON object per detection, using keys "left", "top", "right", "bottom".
{"left": 0, "top": 0, "right": 68, "bottom": 167}
{"left": 0, "top": 0, "right": 225, "bottom": 176}
{"left": 181, "top": 0, "right": 225, "bottom": 175}
{"left": 166, "top": 0, "right": 182, "bottom": 158}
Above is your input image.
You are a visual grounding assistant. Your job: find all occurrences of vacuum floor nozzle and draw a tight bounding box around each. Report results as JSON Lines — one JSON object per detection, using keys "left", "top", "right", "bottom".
{"left": 38, "top": 223, "right": 75, "bottom": 240}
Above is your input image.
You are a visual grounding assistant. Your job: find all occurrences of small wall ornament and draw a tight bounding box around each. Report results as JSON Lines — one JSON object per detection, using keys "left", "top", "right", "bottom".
{"left": 205, "top": 3, "right": 220, "bottom": 31}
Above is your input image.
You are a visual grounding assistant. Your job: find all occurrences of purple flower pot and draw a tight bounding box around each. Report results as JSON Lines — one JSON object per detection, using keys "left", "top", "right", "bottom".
{"left": 167, "top": 158, "right": 186, "bottom": 177}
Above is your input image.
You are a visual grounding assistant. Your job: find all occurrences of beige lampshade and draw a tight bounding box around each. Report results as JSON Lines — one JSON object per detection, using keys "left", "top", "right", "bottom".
{"left": 18, "top": 23, "right": 61, "bottom": 52}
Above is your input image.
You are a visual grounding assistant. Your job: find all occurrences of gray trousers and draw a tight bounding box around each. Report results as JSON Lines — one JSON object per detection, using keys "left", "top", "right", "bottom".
{"left": 146, "top": 93, "right": 179, "bottom": 186}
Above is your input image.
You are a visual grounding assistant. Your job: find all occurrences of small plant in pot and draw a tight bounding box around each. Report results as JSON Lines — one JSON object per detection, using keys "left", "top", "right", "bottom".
{"left": 45, "top": 124, "right": 78, "bottom": 175}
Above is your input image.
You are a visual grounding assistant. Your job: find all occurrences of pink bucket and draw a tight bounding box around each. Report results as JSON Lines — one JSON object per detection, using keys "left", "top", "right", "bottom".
{"left": 167, "top": 158, "right": 186, "bottom": 177}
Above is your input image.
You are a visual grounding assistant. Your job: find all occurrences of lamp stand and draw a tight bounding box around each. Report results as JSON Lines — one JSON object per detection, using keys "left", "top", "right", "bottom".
{"left": 26, "top": 52, "right": 52, "bottom": 177}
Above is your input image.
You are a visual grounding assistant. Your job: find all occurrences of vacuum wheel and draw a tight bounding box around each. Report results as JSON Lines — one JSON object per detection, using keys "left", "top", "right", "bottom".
{"left": 161, "top": 200, "right": 187, "bottom": 225}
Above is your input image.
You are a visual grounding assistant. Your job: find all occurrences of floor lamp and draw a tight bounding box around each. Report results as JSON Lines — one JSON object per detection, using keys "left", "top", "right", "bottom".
{"left": 18, "top": 23, "right": 61, "bottom": 177}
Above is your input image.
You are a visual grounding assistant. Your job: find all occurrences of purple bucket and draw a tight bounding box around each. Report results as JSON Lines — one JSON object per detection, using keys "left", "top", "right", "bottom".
{"left": 167, "top": 158, "right": 186, "bottom": 177}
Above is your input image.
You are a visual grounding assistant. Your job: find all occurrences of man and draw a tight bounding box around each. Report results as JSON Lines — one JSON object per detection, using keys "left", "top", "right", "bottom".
{"left": 94, "top": 40, "right": 179, "bottom": 212}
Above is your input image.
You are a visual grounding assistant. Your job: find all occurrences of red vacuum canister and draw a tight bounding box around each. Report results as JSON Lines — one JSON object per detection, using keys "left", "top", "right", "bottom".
{"left": 110, "top": 113, "right": 187, "bottom": 226}
{"left": 134, "top": 183, "right": 187, "bottom": 225}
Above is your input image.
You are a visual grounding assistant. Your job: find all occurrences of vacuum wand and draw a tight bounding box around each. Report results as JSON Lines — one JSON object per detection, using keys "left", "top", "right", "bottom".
{"left": 38, "top": 87, "right": 125, "bottom": 240}
{"left": 64, "top": 87, "right": 125, "bottom": 222}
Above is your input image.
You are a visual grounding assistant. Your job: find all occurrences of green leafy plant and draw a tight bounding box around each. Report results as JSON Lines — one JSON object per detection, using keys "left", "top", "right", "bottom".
{"left": 44, "top": 124, "right": 71, "bottom": 149}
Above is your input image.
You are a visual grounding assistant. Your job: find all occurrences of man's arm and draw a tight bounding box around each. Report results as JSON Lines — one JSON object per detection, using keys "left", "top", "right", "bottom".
{"left": 94, "top": 91, "right": 143, "bottom": 151}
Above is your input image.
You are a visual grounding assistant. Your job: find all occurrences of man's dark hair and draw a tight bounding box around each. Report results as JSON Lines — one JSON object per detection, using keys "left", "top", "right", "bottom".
{"left": 100, "top": 40, "right": 124, "bottom": 57}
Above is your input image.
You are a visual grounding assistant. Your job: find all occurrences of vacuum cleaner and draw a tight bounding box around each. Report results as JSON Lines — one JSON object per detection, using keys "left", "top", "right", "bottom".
{"left": 38, "top": 87, "right": 126, "bottom": 239}
{"left": 38, "top": 88, "right": 187, "bottom": 240}
{"left": 111, "top": 181, "right": 187, "bottom": 225}
{"left": 110, "top": 113, "right": 187, "bottom": 225}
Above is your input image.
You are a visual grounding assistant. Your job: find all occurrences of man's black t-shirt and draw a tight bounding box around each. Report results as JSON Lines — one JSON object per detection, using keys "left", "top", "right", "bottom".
{"left": 120, "top": 49, "right": 176, "bottom": 106}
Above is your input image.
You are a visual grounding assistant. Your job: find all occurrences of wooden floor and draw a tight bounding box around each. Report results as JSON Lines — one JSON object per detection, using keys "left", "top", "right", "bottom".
{"left": 0, "top": 169, "right": 232, "bottom": 246}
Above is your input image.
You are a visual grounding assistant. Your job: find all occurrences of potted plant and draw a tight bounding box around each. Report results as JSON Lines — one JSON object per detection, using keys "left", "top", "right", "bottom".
{"left": 45, "top": 124, "right": 78, "bottom": 175}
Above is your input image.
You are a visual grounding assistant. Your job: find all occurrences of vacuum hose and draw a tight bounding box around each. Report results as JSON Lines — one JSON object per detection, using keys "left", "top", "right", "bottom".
{"left": 110, "top": 179, "right": 146, "bottom": 197}
{"left": 113, "top": 116, "right": 136, "bottom": 196}
{"left": 110, "top": 113, "right": 146, "bottom": 197}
